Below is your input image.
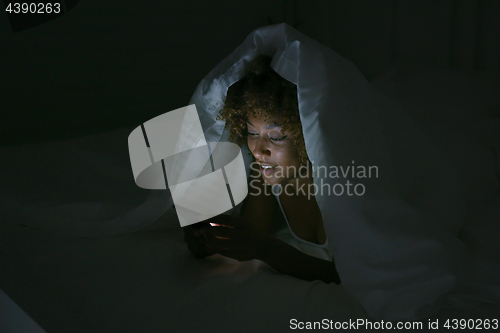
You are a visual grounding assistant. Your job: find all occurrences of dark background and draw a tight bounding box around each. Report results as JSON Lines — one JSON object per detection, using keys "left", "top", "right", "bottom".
{"left": 1, "top": 0, "right": 499, "bottom": 146}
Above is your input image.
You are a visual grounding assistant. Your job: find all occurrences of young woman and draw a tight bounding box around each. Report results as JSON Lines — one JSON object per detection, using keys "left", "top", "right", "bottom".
{"left": 183, "top": 55, "right": 340, "bottom": 285}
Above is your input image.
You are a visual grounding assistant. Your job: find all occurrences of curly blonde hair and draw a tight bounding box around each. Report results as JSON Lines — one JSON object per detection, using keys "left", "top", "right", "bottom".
{"left": 216, "top": 54, "right": 308, "bottom": 165}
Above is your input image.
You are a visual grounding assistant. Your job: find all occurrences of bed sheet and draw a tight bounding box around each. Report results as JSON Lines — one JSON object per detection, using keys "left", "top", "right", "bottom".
{"left": 0, "top": 212, "right": 366, "bottom": 332}
{"left": 2, "top": 210, "right": 500, "bottom": 333}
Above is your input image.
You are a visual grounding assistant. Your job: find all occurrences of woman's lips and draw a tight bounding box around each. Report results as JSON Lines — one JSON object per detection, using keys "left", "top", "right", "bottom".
{"left": 260, "top": 165, "right": 278, "bottom": 177}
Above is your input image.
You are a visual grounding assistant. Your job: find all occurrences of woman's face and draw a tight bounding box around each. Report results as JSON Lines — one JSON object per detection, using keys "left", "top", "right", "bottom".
{"left": 246, "top": 113, "right": 305, "bottom": 186}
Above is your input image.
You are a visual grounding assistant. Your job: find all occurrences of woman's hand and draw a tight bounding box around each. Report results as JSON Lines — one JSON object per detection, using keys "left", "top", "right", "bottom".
{"left": 183, "top": 222, "right": 217, "bottom": 258}
{"left": 201, "top": 215, "right": 275, "bottom": 262}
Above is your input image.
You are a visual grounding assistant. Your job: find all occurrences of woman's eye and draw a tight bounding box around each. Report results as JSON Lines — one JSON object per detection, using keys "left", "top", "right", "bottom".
{"left": 245, "top": 129, "right": 286, "bottom": 142}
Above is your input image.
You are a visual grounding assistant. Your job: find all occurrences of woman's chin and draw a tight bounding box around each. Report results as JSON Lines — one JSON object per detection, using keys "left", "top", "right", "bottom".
{"left": 262, "top": 176, "right": 278, "bottom": 186}
{"left": 262, "top": 178, "right": 273, "bottom": 185}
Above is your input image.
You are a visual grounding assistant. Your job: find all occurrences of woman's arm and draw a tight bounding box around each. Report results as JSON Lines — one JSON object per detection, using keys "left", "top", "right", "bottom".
{"left": 239, "top": 165, "right": 278, "bottom": 234}
{"left": 203, "top": 215, "right": 341, "bottom": 285}
{"left": 184, "top": 166, "right": 275, "bottom": 258}
{"left": 258, "top": 236, "right": 341, "bottom": 285}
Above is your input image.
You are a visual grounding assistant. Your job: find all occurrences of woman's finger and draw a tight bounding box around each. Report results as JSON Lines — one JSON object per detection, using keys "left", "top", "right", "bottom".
{"left": 205, "top": 233, "right": 234, "bottom": 250}
{"left": 207, "top": 225, "right": 238, "bottom": 239}
{"left": 200, "top": 225, "right": 230, "bottom": 239}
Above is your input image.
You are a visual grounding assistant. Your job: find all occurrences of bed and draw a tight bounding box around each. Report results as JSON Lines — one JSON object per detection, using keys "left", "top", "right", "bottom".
{"left": 1, "top": 57, "right": 499, "bottom": 332}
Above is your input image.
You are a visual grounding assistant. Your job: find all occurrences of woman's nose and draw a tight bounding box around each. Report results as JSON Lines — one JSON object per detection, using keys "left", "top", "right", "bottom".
{"left": 252, "top": 136, "right": 271, "bottom": 159}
